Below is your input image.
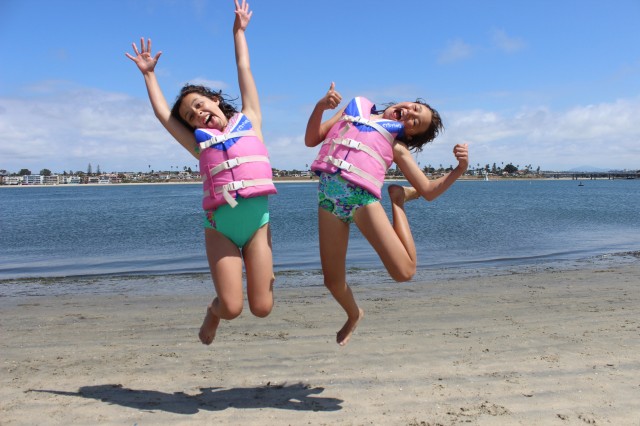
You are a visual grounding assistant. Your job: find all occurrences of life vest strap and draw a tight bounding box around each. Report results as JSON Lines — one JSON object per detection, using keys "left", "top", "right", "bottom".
{"left": 340, "top": 115, "right": 395, "bottom": 144}
{"left": 331, "top": 138, "right": 388, "bottom": 170}
{"left": 198, "top": 130, "right": 256, "bottom": 151}
{"left": 323, "top": 156, "right": 383, "bottom": 190}
{"left": 208, "top": 155, "right": 270, "bottom": 176}
{"left": 203, "top": 178, "right": 274, "bottom": 208}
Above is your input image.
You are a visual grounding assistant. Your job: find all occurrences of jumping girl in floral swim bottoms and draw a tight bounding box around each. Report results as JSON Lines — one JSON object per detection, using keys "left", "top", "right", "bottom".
{"left": 305, "top": 82, "right": 469, "bottom": 346}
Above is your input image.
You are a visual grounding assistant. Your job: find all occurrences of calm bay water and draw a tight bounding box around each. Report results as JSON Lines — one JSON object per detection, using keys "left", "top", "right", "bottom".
{"left": 1, "top": 179, "right": 638, "bottom": 284}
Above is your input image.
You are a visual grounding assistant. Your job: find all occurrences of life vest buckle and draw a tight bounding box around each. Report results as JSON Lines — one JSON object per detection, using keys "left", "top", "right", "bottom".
{"left": 344, "top": 115, "right": 369, "bottom": 126}
{"left": 341, "top": 138, "right": 361, "bottom": 150}
{"left": 199, "top": 134, "right": 229, "bottom": 150}
{"left": 332, "top": 158, "right": 353, "bottom": 172}
{"left": 225, "top": 180, "right": 246, "bottom": 191}
{"left": 213, "top": 134, "right": 229, "bottom": 144}
{"left": 223, "top": 158, "right": 240, "bottom": 169}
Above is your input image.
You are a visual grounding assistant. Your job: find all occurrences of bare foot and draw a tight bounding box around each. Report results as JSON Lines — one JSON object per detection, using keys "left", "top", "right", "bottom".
{"left": 336, "top": 308, "right": 364, "bottom": 346}
{"left": 388, "top": 184, "right": 419, "bottom": 206}
{"left": 199, "top": 304, "right": 220, "bottom": 345}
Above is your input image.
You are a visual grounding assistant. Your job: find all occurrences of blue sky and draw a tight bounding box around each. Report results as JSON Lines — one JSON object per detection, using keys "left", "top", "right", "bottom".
{"left": 1, "top": 0, "right": 639, "bottom": 174}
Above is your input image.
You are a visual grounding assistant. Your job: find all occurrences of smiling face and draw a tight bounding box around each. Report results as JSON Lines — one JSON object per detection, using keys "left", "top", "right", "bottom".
{"left": 382, "top": 102, "right": 433, "bottom": 140}
{"left": 380, "top": 100, "right": 444, "bottom": 151}
{"left": 178, "top": 92, "right": 228, "bottom": 131}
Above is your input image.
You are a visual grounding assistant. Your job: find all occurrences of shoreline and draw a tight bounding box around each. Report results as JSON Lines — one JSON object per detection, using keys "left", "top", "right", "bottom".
{"left": 2, "top": 175, "right": 632, "bottom": 189}
{"left": 2, "top": 249, "right": 638, "bottom": 291}
{"left": 1, "top": 262, "right": 639, "bottom": 424}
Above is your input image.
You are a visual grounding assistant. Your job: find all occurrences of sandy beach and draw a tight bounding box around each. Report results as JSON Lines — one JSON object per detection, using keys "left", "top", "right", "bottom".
{"left": 1, "top": 264, "right": 639, "bottom": 425}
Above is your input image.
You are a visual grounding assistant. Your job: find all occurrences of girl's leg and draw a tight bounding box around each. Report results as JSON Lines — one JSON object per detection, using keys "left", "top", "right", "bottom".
{"left": 242, "top": 224, "right": 275, "bottom": 318}
{"left": 318, "top": 208, "right": 364, "bottom": 346}
{"left": 354, "top": 186, "right": 418, "bottom": 282}
{"left": 199, "top": 228, "right": 245, "bottom": 345}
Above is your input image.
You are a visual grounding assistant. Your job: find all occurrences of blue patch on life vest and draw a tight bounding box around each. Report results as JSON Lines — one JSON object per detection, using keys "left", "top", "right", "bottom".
{"left": 344, "top": 98, "right": 361, "bottom": 118}
{"left": 194, "top": 114, "right": 253, "bottom": 151}
{"left": 194, "top": 129, "right": 214, "bottom": 143}
{"left": 379, "top": 120, "right": 405, "bottom": 139}
{"left": 343, "top": 98, "right": 404, "bottom": 138}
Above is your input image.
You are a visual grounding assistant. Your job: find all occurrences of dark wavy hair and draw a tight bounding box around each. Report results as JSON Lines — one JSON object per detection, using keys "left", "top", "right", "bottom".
{"left": 381, "top": 99, "right": 444, "bottom": 152}
{"left": 170, "top": 84, "right": 239, "bottom": 131}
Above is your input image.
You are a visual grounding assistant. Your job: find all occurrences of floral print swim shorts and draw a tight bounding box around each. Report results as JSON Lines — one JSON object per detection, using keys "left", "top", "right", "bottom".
{"left": 317, "top": 172, "right": 379, "bottom": 223}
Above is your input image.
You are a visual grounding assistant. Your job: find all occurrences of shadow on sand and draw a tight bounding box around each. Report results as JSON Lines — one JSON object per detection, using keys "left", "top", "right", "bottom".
{"left": 29, "top": 382, "right": 343, "bottom": 414}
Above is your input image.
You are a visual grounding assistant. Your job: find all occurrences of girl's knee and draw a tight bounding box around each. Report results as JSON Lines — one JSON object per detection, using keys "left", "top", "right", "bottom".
{"left": 390, "top": 266, "right": 416, "bottom": 282}
{"left": 246, "top": 276, "right": 274, "bottom": 318}
{"left": 249, "top": 299, "right": 273, "bottom": 318}
{"left": 218, "top": 300, "right": 243, "bottom": 320}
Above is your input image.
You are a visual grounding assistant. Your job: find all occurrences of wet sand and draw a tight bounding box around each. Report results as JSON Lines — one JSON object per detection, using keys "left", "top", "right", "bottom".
{"left": 1, "top": 264, "right": 639, "bottom": 425}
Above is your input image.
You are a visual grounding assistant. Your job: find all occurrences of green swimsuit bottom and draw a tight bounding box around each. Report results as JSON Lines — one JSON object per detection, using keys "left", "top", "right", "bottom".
{"left": 204, "top": 195, "right": 269, "bottom": 248}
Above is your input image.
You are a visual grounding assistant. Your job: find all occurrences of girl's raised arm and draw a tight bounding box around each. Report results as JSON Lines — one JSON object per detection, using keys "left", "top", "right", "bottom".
{"left": 233, "top": 0, "right": 261, "bottom": 134}
{"left": 394, "top": 142, "right": 469, "bottom": 201}
{"left": 305, "top": 82, "right": 344, "bottom": 147}
{"left": 126, "top": 38, "right": 197, "bottom": 158}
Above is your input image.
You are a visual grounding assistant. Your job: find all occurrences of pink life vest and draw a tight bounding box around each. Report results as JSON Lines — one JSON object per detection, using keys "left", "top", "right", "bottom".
{"left": 310, "top": 97, "right": 403, "bottom": 198}
{"left": 196, "top": 113, "right": 277, "bottom": 211}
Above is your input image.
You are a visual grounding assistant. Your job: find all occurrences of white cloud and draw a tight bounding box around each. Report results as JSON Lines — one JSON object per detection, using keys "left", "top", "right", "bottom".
{"left": 0, "top": 83, "right": 192, "bottom": 173}
{"left": 437, "top": 39, "right": 473, "bottom": 64}
{"left": 183, "top": 78, "right": 228, "bottom": 91}
{"left": 491, "top": 29, "right": 525, "bottom": 53}
{"left": 1, "top": 83, "right": 638, "bottom": 175}
{"left": 443, "top": 98, "right": 640, "bottom": 170}
{"left": 264, "top": 133, "right": 315, "bottom": 171}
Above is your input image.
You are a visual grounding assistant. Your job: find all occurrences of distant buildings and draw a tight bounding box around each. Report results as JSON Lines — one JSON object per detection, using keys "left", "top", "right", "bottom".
{"left": 1, "top": 174, "right": 82, "bottom": 185}
{"left": 0, "top": 171, "right": 205, "bottom": 186}
{"left": 1, "top": 166, "right": 637, "bottom": 186}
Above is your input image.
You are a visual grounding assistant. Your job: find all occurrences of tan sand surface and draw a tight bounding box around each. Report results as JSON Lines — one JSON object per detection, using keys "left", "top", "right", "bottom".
{"left": 1, "top": 265, "right": 639, "bottom": 425}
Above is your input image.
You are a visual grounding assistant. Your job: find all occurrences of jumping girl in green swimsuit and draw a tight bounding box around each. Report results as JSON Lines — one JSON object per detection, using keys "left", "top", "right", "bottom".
{"left": 126, "top": 0, "right": 275, "bottom": 345}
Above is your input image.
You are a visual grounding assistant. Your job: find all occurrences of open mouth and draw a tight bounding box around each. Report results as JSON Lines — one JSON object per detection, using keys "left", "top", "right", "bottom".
{"left": 393, "top": 109, "right": 402, "bottom": 120}
{"left": 205, "top": 114, "right": 213, "bottom": 125}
